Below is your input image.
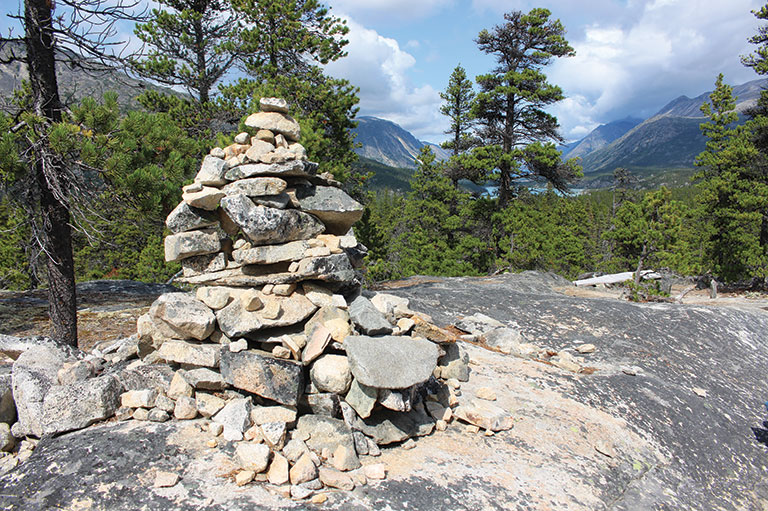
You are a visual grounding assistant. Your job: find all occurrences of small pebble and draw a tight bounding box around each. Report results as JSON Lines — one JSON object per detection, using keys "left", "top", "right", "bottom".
{"left": 311, "top": 493, "right": 328, "bottom": 504}
{"left": 154, "top": 471, "right": 180, "bottom": 488}
{"left": 475, "top": 387, "right": 497, "bottom": 401}
{"left": 236, "top": 470, "right": 255, "bottom": 486}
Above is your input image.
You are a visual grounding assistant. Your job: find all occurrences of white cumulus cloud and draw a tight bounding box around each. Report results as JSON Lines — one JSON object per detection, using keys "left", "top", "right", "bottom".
{"left": 325, "top": 17, "right": 447, "bottom": 142}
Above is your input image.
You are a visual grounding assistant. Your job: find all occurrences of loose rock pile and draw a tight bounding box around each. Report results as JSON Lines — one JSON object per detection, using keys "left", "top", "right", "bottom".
{"left": 118, "top": 98, "right": 475, "bottom": 497}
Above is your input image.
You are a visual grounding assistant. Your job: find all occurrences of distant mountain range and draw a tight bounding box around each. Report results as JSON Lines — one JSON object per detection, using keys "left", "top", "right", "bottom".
{"left": 0, "top": 41, "right": 181, "bottom": 111}
{"left": 569, "top": 78, "right": 768, "bottom": 187}
{"left": 352, "top": 116, "right": 450, "bottom": 169}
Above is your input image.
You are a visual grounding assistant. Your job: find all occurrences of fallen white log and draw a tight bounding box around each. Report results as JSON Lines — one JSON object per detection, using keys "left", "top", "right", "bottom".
{"left": 573, "top": 270, "right": 661, "bottom": 287}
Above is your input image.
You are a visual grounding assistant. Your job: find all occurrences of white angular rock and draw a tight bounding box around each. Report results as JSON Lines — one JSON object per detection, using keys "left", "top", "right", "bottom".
{"left": 261, "top": 421, "right": 287, "bottom": 450}
{"left": 195, "top": 286, "right": 232, "bottom": 310}
{"left": 167, "top": 371, "right": 193, "bottom": 400}
{"left": 233, "top": 240, "right": 310, "bottom": 265}
{"left": 267, "top": 452, "right": 290, "bottom": 485}
{"left": 149, "top": 293, "right": 216, "bottom": 341}
{"left": 196, "top": 393, "right": 226, "bottom": 418}
{"left": 194, "top": 155, "right": 229, "bottom": 186}
{"left": 250, "top": 404, "right": 297, "bottom": 426}
{"left": 215, "top": 291, "right": 317, "bottom": 338}
{"left": 183, "top": 368, "right": 227, "bottom": 390}
{"left": 120, "top": 389, "right": 157, "bottom": 408}
{"left": 164, "top": 231, "right": 220, "bottom": 262}
{"left": 213, "top": 397, "right": 252, "bottom": 442}
{"left": 454, "top": 399, "right": 514, "bottom": 432}
{"left": 158, "top": 340, "right": 220, "bottom": 368}
{"left": 236, "top": 442, "right": 271, "bottom": 473}
{"left": 245, "top": 139, "right": 276, "bottom": 163}
{"left": 182, "top": 185, "right": 225, "bottom": 210}
{"left": 224, "top": 160, "right": 316, "bottom": 181}
{"left": 289, "top": 453, "right": 317, "bottom": 485}
{"left": 174, "top": 396, "right": 197, "bottom": 420}
{"left": 260, "top": 97, "right": 289, "bottom": 113}
{"left": 245, "top": 111, "right": 300, "bottom": 141}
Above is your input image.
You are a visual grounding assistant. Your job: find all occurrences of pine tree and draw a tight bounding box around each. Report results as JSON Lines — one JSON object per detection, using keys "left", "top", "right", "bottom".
{"left": 132, "top": 0, "right": 241, "bottom": 104}
{"left": 233, "top": 0, "right": 348, "bottom": 80}
{"left": 468, "top": 8, "right": 580, "bottom": 205}
{"left": 694, "top": 75, "right": 768, "bottom": 281}
{"left": 439, "top": 64, "right": 478, "bottom": 185}
{"left": 0, "top": 0, "right": 143, "bottom": 346}
{"left": 605, "top": 187, "right": 682, "bottom": 284}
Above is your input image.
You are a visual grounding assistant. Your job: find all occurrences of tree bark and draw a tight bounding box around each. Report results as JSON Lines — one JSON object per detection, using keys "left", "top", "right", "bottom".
{"left": 25, "top": 0, "right": 78, "bottom": 346}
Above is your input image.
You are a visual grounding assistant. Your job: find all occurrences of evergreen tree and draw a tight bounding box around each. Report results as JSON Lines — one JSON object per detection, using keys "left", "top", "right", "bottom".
{"left": 0, "top": 0, "right": 143, "bottom": 346}
{"left": 132, "top": 0, "right": 240, "bottom": 104}
{"left": 440, "top": 64, "right": 477, "bottom": 184}
{"left": 694, "top": 75, "right": 768, "bottom": 281}
{"left": 605, "top": 187, "right": 682, "bottom": 284}
{"left": 467, "top": 8, "right": 580, "bottom": 205}
{"left": 233, "top": 0, "right": 349, "bottom": 80}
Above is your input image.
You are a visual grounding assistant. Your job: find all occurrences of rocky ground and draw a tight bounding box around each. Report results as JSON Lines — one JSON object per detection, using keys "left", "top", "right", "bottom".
{"left": 1, "top": 272, "right": 767, "bottom": 510}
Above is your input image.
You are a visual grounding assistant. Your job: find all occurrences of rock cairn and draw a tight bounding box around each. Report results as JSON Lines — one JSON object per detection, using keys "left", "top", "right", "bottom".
{"left": 122, "top": 98, "right": 474, "bottom": 497}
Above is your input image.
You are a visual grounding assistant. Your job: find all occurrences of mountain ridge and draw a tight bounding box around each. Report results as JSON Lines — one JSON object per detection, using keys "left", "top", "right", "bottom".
{"left": 575, "top": 77, "right": 768, "bottom": 181}
{"left": 352, "top": 116, "right": 449, "bottom": 169}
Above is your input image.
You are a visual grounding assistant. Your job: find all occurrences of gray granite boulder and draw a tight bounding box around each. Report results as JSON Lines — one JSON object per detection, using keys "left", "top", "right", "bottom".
{"left": 165, "top": 202, "right": 218, "bottom": 234}
{"left": 348, "top": 296, "right": 393, "bottom": 336}
{"left": 292, "top": 185, "right": 363, "bottom": 235}
{"left": 212, "top": 397, "right": 252, "bottom": 442}
{"left": 437, "top": 343, "right": 470, "bottom": 381}
{"left": 220, "top": 349, "right": 303, "bottom": 406}
{"left": 194, "top": 155, "right": 229, "bottom": 186}
{"left": 222, "top": 177, "right": 287, "bottom": 197}
{"left": 350, "top": 405, "right": 434, "bottom": 445}
{"left": 41, "top": 375, "right": 122, "bottom": 435}
{"left": 224, "top": 160, "right": 317, "bottom": 181}
{"left": 0, "top": 368, "right": 16, "bottom": 424}
{"left": 11, "top": 345, "right": 70, "bottom": 437}
{"left": 215, "top": 292, "right": 316, "bottom": 338}
{"left": 233, "top": 240, "right": 310, "bottom": 265}
{"left": 157, "top": 340, "right": 220, "bottom": 368}
{"left": 148, "top": 293, "right": 216, "bottom": 341}
{"left": 344, "top": 335, "right": 439, "bottom": 389}
{"left": 164, "top": 230, "right": 220, "bottom": 262}
{"left": 220, "top": 195, "right": 324, "bottom": 246}
{"left": 294, "top": 415, "right": 355, "bottom": 454}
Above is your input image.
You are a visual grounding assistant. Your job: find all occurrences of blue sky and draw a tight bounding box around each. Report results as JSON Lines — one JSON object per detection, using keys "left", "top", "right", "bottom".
{"left": 324, "top": 0, "right": 765, "bottom": 143}
{"left": 2, "top": 0, "right": 764, "bottom": 145}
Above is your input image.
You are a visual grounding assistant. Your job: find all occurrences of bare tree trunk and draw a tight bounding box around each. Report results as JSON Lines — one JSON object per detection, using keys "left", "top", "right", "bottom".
{"left": 25, "top": 0, "right": 78, "bottom": 346}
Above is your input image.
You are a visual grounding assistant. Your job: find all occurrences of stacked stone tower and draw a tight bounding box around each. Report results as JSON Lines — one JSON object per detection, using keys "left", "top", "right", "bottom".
{"left": 129, "top": 98, "right": 478, "bottom": 495}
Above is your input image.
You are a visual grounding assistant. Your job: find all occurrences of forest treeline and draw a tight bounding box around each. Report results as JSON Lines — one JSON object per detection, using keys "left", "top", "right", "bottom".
{"left": 1, "top": 0, "right": 768, "bottom": 309}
